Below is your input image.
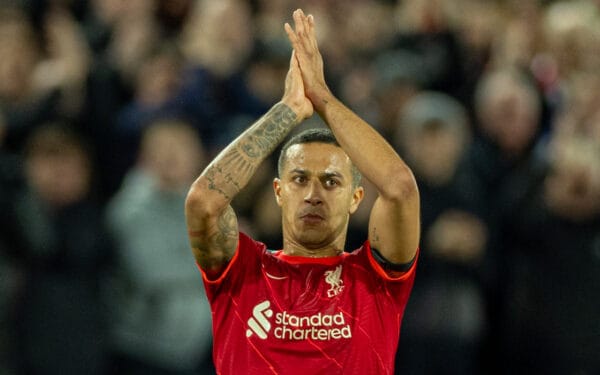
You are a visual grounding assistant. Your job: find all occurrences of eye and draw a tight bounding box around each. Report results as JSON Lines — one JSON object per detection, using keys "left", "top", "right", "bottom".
{"left": 293, "top": 175, "right": 307, "bottom": 184}
{"left": 324, "top": 178, "right": 339, "bottom": 188}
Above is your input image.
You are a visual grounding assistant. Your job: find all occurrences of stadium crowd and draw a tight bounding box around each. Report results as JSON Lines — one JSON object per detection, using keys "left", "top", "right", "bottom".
{"left": 0, "top": 0, "right": 598, "bottom": 374}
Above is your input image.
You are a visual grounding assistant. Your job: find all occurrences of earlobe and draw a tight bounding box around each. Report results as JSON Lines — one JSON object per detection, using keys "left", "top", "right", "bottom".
{"left": 273, "top": 178, "right": 283, "bottom": 206}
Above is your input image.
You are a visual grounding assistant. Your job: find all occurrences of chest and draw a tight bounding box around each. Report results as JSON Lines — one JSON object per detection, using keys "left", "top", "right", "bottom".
{"left": 207, "top": 249, "right": 409, "bottom": 374}
{"left": 260, "top": 260, "right": 359, "bottom": 310}
{"left": 240, "top": 261, "right": 385, "bottom": 344}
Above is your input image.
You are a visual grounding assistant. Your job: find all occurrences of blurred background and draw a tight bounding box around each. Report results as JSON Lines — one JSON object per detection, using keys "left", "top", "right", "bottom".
{"left": 0, "top": 0, "right": 598, "bottom": 374}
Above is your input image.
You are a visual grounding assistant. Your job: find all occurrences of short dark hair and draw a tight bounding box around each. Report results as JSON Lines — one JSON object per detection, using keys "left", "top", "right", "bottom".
{"left": 25, "top": 123, "right": 92, "bottom": 163}
{"left": 277, "top": 128, "right": 362, "bottom": 187}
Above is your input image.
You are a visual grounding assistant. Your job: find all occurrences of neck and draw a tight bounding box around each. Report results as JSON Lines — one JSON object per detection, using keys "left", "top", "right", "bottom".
{"left": 281, "top": 231, "right": 347, "bottom": 258}
{"left": 280, "top": 216, "right": 351, "bottom": 257}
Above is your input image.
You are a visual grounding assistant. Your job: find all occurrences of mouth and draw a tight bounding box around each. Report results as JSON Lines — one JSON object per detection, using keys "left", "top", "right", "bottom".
{"left": 300, "top": 213, "right": 325, "bottom": 225}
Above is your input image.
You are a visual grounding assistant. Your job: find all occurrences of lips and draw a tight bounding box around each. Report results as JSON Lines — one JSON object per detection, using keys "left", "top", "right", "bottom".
{"left": 299, "top": 211, "right": 325, "bottom": 224}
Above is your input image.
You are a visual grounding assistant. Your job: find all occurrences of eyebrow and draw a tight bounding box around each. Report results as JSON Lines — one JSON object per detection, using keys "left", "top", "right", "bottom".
{"left": 323, "top": 171, "right": 344, "bottom": 180}
{"left": 290, "top": 168, "right": 307, "bottom": 175}
{"left": 289, "top": 168, "right": 345, "bottom": 180}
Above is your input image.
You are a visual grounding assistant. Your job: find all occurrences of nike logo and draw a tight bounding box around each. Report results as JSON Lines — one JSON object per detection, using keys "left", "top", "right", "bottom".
{"left": 265, "top": 271, "right": 288, "bottom": 280}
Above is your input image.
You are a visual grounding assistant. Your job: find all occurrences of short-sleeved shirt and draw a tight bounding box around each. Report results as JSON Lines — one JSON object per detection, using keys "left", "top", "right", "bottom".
{"left": 201, "top": 232, "right": 417, "bottom": 375}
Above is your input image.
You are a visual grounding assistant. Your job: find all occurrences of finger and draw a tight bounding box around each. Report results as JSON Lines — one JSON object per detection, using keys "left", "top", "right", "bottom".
{"left": 300, "top": 10, "right": 311, "bottom": 36}
{"left": 284, "top": 22, "right": 294, "bottom": 39}
{"left": 307, "top": 14, "right": 315, "bottom": 36}
{"left": 290, "top": 10, "right": 313, "bottom": 56}
{"left": 284, "top": 22, "right": 299, "bottom": 48}
{"left": 307, "top": 14, "right": 317, "bottom": 48}
{"left": 296, "top": 9, "right": 312, "bottom": 51}
{"left": 297, "top": 10, "right": 312, "bottom": 47}
{"left": 292, "top": 51, "right": 303, "bottom": 74}
{"left": 297, "top": 10, "right": 315, "bottom": 54}
{"left": 285, "top": 51, "right": 296, "bottom": 82}
{"left": 293, "top": 9, "right": 305, "bottom": 38}
{"left": 289, "top": 50, "right": 299, "bottom": 69}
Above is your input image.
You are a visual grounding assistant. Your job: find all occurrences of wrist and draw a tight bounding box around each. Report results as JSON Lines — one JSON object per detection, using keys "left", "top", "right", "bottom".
{"left": 308, "top": 87, "right": 335, "bottom": 113}
{"left": 279, "top": 97, "right": 312, "bottom": 121}
{"left": 280, "top": 98, "right": 299, "bottom": 113}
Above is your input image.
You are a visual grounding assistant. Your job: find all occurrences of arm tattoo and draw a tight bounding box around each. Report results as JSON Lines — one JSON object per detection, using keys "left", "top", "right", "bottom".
{"left": 204, "top": 103, "right": 298, "bottom": 200}
{"left": 240, "top": 104, "right": 298, "bottom": 158}
{"left": 210, "top": 206, "right": 238, "bottom": 260}
{"left": 191, "top": 103, "right": 298, "bottom": 272}
{"left": 193, "top": 206, "right": 238, "bottom": 270}
{"left": 214, "top": 206, "right": 238, "bottom": 250}
{"left": 371, "top": 226, "right": 381, "bottom": 243}
{"left": 195, "top": 104, "right": 296, "bottom": 269}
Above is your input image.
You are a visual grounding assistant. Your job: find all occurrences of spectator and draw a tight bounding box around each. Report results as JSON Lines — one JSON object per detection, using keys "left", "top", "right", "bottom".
{"left": 466, "top": 67, "right": 543, "bottom": 218}
{"left": 113, "top": 42, "right": 188, "bottom": 184}
{"left": 0, "top": 1, "right": 598, "bottom": 373}
{"left": 8, "top": 123, "right": 113, "bottom": 374}
{"left": 81, "top": 0, "right": 162, "bottom": 201}
{"left": 394, "top": 92, "right": 487, "bottom": 374}
{"left": 493, "top": 104, "right": 600, "bottom": 374}
{"left": 178, "top": 0, "right": 257, "bottom": 150}
{"left": 0, "top": 5, "right": 90, "bottom": 152}
{"left": 106, "top": 119, "right": 213, "bottom": 374}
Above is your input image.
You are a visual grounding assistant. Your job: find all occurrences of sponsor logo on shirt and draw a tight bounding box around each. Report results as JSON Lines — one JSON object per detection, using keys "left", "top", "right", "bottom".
{"left": 246, "top": 300, "right": 273, "bottom": 339}
{"left": 246, "top": 300, "right": 352, "bottom": 341}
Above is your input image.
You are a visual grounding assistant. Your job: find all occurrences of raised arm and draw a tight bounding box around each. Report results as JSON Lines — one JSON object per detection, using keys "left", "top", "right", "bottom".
{"left": 285, "top": 10, "right": 419, "bottom": 264}
{"left": 185, "top": 52, "right": 313, "bottom": 278}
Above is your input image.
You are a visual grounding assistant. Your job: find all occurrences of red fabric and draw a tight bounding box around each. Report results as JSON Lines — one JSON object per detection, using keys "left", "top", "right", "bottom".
{"left": 201, "top": 232, "right": 417, "bottom": 375}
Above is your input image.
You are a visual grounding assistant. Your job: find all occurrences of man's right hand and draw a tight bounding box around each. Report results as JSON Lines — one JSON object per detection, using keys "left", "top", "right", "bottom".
{"left": 282, "top": 50, "right": 314, "bottom": 121}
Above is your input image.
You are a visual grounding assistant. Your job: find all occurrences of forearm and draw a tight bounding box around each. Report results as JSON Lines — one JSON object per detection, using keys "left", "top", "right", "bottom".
{"left": 190, "top": 102, "right": 300, "bottom": 207}
{"left": 286, "top": 8, "right": 420, "bottom": 263}
{"left": 284, "top": 8, "right": 414, "bottom": 196}
{"left": 315, "top": 92, "right": 415, "bottom": 197}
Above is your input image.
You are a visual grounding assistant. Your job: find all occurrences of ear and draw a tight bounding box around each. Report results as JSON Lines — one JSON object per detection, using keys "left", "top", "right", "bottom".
{"left": 348, "top": 186, "right": 364, "bottom": 214}
{"left": 273, "top": 178, "right": 283, "bottom": 207}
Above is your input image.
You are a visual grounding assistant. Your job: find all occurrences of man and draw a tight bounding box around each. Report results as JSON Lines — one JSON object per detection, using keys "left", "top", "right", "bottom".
{"left": 185, "top": 9, "right": 420, "bottom": 374}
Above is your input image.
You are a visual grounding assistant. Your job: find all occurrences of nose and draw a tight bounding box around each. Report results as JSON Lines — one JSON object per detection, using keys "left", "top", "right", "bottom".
{"left": 304, "top": 180, "right": 323, "bottom": 206}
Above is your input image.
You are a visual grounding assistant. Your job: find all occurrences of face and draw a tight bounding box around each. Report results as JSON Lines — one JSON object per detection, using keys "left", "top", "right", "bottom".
{"left": 274, "top": 143, "right": 364, "bottom": 250}
{"left": 141, "top": 124, "right": 204, "bottom": 191}
{"left": 406, "top": 125, "right": 466, "bottom": 185}
{"left": 26, "top": 149, "right": 91, "bottom": 208}
{"left": 0, "top": 21, "right": 38, "bottom": 101}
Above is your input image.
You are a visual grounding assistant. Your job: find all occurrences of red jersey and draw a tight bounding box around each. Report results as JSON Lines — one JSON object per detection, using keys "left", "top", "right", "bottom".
{"left": 201, "top": 232, "right": 417, "bottom": 375}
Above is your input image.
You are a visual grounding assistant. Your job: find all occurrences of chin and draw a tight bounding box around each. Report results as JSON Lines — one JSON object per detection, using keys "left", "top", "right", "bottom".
{"left": 296, "top": 231, "right": 331, "bottom": 249}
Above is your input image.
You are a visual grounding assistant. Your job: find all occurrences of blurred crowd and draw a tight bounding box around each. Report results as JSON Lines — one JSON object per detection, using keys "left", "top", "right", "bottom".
{"left": 0, "top": 0, "right": 599, "bottom": 374}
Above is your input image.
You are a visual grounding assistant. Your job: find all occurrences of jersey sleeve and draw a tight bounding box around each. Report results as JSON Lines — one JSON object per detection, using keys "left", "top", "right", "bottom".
{"left": 200, "top": 232, "right": 265, "bottom": 302}
{"left": 362, "top": 240, "right": 419, "bottom": 282}
{"left": 354, "top": 240, "right": 419, "bottom": 314}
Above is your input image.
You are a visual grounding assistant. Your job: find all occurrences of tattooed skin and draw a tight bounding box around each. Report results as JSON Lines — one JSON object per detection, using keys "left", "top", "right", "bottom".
{"left": 206, "top": 103, "right": 298, "bottom": 201}
{"left": 193, "top": 206, "right": 238, "bottom": 272}
{"left": 190, "top": 103, "right": 299, "bottom": 273}
{"left": 371, "top": 227, "right": 381, "bottom": 243}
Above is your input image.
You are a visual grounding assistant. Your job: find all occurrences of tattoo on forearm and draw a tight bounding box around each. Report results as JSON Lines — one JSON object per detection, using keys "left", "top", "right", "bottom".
{"left": 240, "top": 104, "right": 298, "bottom": 158}
{"left": 204, "top": 167, "right": 235, "bottom": 200}
{"left": 204, "top": 103, "right": 298, "bottom": 200}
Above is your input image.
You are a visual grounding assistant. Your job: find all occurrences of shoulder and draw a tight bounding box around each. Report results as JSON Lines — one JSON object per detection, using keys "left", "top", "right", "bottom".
{"left": 202, "top": 232, "right": 266, "bottom": 286}
{"left": 238, "top": 232, "right": 268, "bottom": 256}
